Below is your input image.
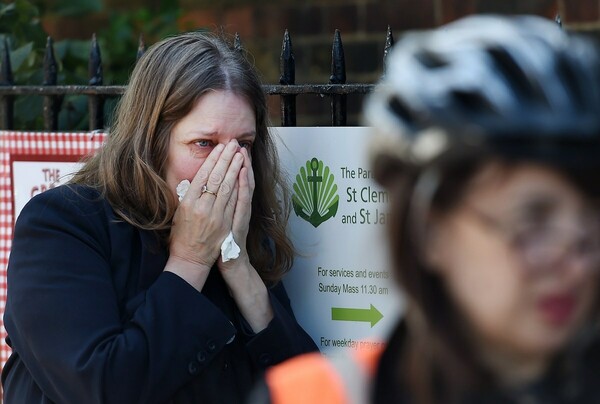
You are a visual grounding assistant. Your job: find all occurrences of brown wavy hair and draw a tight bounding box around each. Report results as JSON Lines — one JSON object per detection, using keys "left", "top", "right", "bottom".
{"left": 70, "top": 31, "right": 294, "bottom": 284}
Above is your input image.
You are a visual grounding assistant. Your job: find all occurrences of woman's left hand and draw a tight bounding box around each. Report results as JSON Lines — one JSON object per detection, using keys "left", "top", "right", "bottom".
{"left": 218, "top": 147, "right": 274, "bottom": 332}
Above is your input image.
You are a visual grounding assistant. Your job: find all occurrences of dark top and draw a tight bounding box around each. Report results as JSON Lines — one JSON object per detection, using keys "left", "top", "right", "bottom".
{"left": 2, "top": 184, "right": 317, "bottom": 404}
{"left": 373, "top": 321, "right": 600, "bottom": 404}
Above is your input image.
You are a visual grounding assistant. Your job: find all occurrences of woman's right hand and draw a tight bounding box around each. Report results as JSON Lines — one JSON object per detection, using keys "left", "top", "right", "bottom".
{"left": 165, "top": 140, "right": 244, "bottom": 290}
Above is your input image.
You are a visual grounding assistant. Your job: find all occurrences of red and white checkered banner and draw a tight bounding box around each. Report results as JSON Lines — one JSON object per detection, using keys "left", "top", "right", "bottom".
{"left": 0, "top": 131, "right": 106, "bottom": 371}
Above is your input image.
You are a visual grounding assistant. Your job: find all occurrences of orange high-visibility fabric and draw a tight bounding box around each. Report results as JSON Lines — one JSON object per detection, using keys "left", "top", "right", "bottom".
{"left": 353, "top": 344, "right": 384, "bottom": 377}
{"left": 265, "top": 352, "right": 348, "bottom": 404}
{"left": 265, "top": 345, "right": 385, "bottom": 404}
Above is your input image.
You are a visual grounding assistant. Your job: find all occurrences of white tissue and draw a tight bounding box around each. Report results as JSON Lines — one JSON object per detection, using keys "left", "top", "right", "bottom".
{"left": 221, "top": 231, "right": 241, "bottom": 262}
{"left": 176, "top": 180, "right": 191, "bottom": 202}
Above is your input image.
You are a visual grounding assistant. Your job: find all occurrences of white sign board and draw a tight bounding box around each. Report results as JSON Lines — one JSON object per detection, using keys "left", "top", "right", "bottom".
{"left": 12, "top": 161, "right": 82, "bottom": 220}
{"left": 275, "top": 127, "right": 404, "bottom": 357}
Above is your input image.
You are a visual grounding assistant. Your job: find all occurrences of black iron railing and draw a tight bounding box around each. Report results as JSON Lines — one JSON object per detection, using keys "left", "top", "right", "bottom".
{"left": 0, "top": 27, "right": 395, "bottom": 131}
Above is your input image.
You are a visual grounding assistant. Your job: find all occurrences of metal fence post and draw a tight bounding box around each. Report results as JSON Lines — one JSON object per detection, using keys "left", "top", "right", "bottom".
{"left": 0, "top": 38, "right": 14, "bottom": 130}
{"left": 88, "top": 33, "right": 104, "bottom": 131}
{"left": 330, "top": 30, "right": 346, "bottom": 126}
{"left": 136, "top": 34, "right": 146, "bottom": 62}
{"left": 234, "top": 33, "right": 243, "bottom": 52}
{"left": 383, "top": 26, "right": 394, "bottom": 76}
{"left": 43, "top": 37, "right": 60, "bottom": 131}
{"left": 280, "top": 29, "right": 296, "bottom": 126}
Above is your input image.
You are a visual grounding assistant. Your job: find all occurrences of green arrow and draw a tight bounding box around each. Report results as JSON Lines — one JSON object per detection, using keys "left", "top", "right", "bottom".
{"left": 331, "top": 304, "right": 383, "bottom": 328}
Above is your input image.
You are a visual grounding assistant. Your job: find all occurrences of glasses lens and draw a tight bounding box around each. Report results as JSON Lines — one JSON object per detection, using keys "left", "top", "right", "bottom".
{"left": 515, "top": 215, "right": 600, "bottom": 272}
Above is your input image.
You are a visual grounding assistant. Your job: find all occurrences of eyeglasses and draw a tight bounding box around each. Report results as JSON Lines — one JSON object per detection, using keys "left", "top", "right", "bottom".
{"left": 462, "top": 206, "right": 600, "bottom": 274}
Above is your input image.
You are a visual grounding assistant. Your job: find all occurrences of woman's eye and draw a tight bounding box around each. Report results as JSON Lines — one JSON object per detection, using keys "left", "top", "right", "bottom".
{"left": 196, "top": 140, "right": 212, "bottom": 147}
{"left": 240, "top": 142, "right": 253, "bottom": 150}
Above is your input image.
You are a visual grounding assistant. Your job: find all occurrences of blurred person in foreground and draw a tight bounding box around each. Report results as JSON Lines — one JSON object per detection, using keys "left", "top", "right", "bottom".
{"left": 250, "top": 15, "right": 600, "bottom": 404}
{"left": 2, "top": 31, "right": 317, "bottom": 403}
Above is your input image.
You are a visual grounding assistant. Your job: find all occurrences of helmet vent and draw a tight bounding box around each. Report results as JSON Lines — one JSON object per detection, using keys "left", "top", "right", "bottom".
{"left": 415, "top": 50, "right": 448, "bottom": 69}
{"left": 486, "top": 47, "right": 535, "bottom": 102}
{"left": 388, "top": 96, "right": 416, "bottom": 126}
{"left": 555, "top": 55, "right": 584, "bottom": 110}
{"left": 450, "top": 90, "right": 495, "bottom": 114}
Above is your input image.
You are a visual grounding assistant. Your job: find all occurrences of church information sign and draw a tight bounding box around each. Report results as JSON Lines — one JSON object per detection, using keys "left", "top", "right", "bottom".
{"left": 275, "top": 127, "right": 404, "bottom": 357}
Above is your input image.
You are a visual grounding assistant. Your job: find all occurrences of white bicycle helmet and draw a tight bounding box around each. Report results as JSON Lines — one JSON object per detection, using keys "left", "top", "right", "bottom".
{"left": 365, "top": 15, "right": 600, "bottom": 173}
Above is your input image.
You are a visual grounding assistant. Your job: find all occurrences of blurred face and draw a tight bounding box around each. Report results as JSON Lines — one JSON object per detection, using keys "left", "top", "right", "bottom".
{"left": 165, "top": 90, "right": 256, "bottom": 197}
{"left": 428, "top": 162, "right": 600, "bottom": 362}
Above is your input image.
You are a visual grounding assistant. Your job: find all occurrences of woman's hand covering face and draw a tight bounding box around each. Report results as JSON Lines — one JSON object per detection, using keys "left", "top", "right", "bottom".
{"left": 169, "top": 140, "right": 246, "bottom": 270}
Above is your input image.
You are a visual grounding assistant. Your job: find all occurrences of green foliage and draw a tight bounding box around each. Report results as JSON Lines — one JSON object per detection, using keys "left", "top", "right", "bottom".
{"left": 1, "top": 1, "right": 45, "bottom": 44}
{"left": 46, "top": 0, "right": 103, "bottom": 16}
{"left": 1, "top": 1, "right": 49, "bottom": 129}
{"left": 99, "top": 6, "right": 182, "bottom": 85}
{"left": 1, "top": 0, "right": 184, "bottom": 130}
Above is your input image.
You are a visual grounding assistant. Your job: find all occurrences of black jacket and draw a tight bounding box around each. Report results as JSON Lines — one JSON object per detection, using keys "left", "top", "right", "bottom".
{"left": 2, "top": 184, "right": 317, "bottom": 403}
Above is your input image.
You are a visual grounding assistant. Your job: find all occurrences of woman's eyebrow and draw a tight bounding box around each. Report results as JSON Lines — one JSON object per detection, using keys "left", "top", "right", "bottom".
{"left": 187, "top": 131, "right": 256, "bottom": 138}
{"left": 239, "top": 131, "right": 257, "bottom": 138}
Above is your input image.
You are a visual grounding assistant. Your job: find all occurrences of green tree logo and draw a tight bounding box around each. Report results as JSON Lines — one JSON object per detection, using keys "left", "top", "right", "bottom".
{"left": 292, "top": 158, "right": 339, "bottom": 227}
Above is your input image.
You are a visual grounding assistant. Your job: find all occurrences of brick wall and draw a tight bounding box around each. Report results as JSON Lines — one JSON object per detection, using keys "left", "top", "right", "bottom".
{"left": 42, "top": 0, "right": 600, "bottom": 125}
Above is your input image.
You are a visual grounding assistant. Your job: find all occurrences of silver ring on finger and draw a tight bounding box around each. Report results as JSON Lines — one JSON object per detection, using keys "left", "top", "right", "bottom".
{"left": 201, "top": 184, "right": 218, "bottom": 197}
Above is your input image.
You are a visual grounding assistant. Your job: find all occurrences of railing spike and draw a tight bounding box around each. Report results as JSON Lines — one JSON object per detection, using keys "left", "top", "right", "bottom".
{"left": 234, "top": 33, "right": 243, "bottom": 51}
{"left": 136, "top": 34, "right": 146, "bottom": 61}
{"left": 280, "top": 29, "right": 296, "bottom": 126}
{"left": 330, "top": 29, "right": 346, "bottom": 85}
{"left": 88, "top": 33, "right": 104, "bottom": 130}
{"left": 280, "top": 30, "right": 295, "bottom": 85}
{"left": 383, "top": 25, "right": 395, "bottom": 75}
{"left": 44, "top": 37, "right": 57, "bottom": 86}
{"left": 43, "top": 36, "right": 59, "bottom": 130}
{"left": 0, "top": 37, "right": 13, "bottom": 85}
{"left": 330, "top": 29, "right": 347, "bottom": 126}
{"left": 89, "top": 33, "right": 103, "bottom": 86}
{"left": 0, "top": 37, "right": 14, "bottom": 129}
